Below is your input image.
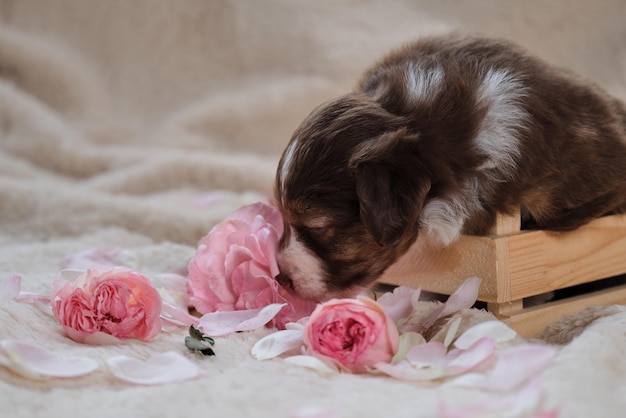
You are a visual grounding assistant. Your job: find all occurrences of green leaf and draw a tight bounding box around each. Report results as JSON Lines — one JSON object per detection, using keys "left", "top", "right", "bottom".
{"left": 184, "top": 337, "right": 216, "bottom": 357}
{"left": 189, "top": 325, "right": 204, "bottom": 340}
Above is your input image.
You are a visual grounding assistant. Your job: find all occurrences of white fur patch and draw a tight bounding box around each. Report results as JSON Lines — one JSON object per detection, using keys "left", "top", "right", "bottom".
{"left": 405, "top": 63, "right": 445, "bottom": 102}
{"left": 419, "top": 178, "right": 482, "bottom": 246}
{"left": 279, "top": 138, "right": 298, "bottom": 196}
{"left": 277, "top": 228, "right": 327, "bottom": 299}
{"left": 474, "top": 69, "right": 528, "bottom": 178}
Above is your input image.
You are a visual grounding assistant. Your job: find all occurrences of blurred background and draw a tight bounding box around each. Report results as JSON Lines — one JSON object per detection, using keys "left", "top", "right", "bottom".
{"left": 2, "top": 0, "right": 625, "bottom": 157}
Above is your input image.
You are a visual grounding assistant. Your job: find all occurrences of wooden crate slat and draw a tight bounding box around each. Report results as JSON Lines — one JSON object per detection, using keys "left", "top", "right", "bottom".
{"left": 380, "top": 213, "right": 626, "bottom": 317}
{"left": 503, "top": 283, "right": 626, "bottom": 337}
{"left": 380, "top": 235, "right": 499, "bottom": 301}
{"left": 506, "top": 214, "right": 626, "bottom": 300}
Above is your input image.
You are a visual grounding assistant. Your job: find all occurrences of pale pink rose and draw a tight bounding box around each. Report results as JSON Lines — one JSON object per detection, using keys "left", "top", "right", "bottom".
{"left": 303, "top": 297, "right": 400, "bottom": 373}
{"left": 52, "top": 267, "right": 162, "bottom": 342}
{"left": 186, "top": 202, "right": 316, "bottom": 329}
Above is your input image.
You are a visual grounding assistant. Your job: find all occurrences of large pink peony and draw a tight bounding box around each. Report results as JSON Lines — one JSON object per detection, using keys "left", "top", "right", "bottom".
{"left": 303, "top": 297, "right": 400, "bottom": 373}
{"left": 186, "top": 202, "right": 317, "bottom": 329}
{"left": 52, "top": 267, "right": 162, "bottom": 343}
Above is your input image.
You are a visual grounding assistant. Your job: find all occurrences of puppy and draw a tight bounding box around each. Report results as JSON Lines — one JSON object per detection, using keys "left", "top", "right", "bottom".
{"left": 274, "top": 33, "right": 626, "bottom": 301}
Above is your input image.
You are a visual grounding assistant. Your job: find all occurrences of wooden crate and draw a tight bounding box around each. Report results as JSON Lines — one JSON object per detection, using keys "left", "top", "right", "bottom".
{"left": 379, "top": 211, "right": 626, "bottom": 337}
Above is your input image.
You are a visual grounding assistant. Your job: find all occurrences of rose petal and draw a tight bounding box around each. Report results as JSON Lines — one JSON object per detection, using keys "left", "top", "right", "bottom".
{"left": 0, "top": 275, "right": 21, "bottom": 301}
{"left": 444, "top": 337, "right": 496, "bottom": 376}
{"left": 454, "top": 321, "right": 517, "bottom": 350}
{"left": 63, "top": 328, "right": 123, "bottom": 345}
{"left": 391, "top": 332, "right": 426, "bottom": 363}
{"left": 252, "top": 329, "right": 304, "bottom": 360}
{"left": 161, "top": 302, "right": 200, "bottom": 328}
{"left": 440, "top": 379, "right": 557, "bottom": 418}
{"left": 374, "top": 359, "right": 446, "bottom": 381}
{"left": 284, "top": 355, "right": 339, "bottom": 375}
{"left": 198, "top": 303, "right": 286, "bottom": 336}
{"left": 0, "top": 339, "right": 99, "bottom": 379}
{"left": 13, "top": 291, "right": 51, "bottom": 305}
{"left": 107, "top": 351, "right": 201, "bottom": 385}
{"left": 106, "top": 351, "right": 200, "bottom": 385}
{"left": 443, "top": 316, "right": 463, "bottom": 347}
{"left": 450, "top": 344, "right": 557, "bottom": 392}
{"left": 377, "top": 286, "right": 421, "bottom": 323}
{"left": 406, "top": 341, "right": 447, "bottom": 367}
{"left": 153, "top": 273, "right": 189, "bottom": 309}
{"left": 421, "top": 277, "right": 481, "bottom": 330}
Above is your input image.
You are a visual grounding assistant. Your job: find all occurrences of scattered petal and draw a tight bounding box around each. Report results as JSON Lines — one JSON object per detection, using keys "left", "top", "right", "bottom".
{"left": 13, "top": 291, "right": 51, "bottom": 305}
{"left": 153, "top": 273, "right": 188, "bottom": 309}
{"left": 107, "top": 352, "right": 201, "bottom": 385}
{"left": 284, "top": 355, "right": 339, "bottom": 375}
{"left": 450, "top": 344, "right": 557, "bottom": 392}
{"left": 198, "top": 303, "right": 286, "bottom": 336}
{"left": 391, "top": 332, "right": 426, "bottom": 363}
{"left": 161, "top": 302, "right": 200, "bottom": 329}
{"left": 442, "top": 316, "right": 463, "bottom": 347}
{"left": 421, "top": 277, "right": 481, "bottom": 330}
{"left": 376, "top": 337, "right": 496, "bottom": 382}
{"left": 443, "top": 337, "right": 496, "bottom": 376}
{"left": 440, "top": 379, "right": 556, "bottom": 418}
{"left": 63, "top": 328, "right": 123, "bottom": 345}
{"left": 252, "top": 329, "right": 304, "bottom": 360}
{"left": 375, "top": 359, "right": 446, "bottom": 381}
{"left": 0, "top": 339, "right": 99, "bottom": 379}
{"left": 285, "top": 321, "right": 306, "bottom": 331}
{"left": 377, "top": 286, "right": 421, "bottom": 323}
{"left": 454, "top": 321, "right": 517, "bottom": 350}
{"left": 406, "top": 341, "right": 447, "bottom": 367}
{"left": 0, "top": 275, "right": 21, "bottom": 301}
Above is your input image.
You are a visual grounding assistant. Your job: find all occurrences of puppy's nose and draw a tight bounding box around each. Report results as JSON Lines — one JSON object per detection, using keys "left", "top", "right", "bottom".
{"left": 275, "top": 272, "right": 294, "bottom": 290}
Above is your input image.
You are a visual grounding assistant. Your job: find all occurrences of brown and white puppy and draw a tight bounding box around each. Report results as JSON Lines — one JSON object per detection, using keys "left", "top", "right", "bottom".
{"left": 274, "top": 33, "right": 626, "bottom": 301}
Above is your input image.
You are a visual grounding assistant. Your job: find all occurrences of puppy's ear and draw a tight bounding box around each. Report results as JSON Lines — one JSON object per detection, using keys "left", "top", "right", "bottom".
{"left": 349, "top": 128, "right": 431, "bottom": 246}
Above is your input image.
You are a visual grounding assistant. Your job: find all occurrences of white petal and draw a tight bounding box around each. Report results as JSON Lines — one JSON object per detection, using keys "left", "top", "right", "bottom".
{"left": 251, "top": 329, "right": 304, "bottom": 360}
{"left": 107, "top": 352, "right": 201, "bottom": 385}
{"left": 450, "top": 344, "right": 557, "bottom": 392}
{"left": 422, "top": 277, "right": 481, "bottom": 329}
{"left": 284, "top": 321, "right": 306, "bottom": 331}
{"left": 198, "top": 303, "right": 286, "bottom": 336}
{"left": 441, "top": 379, "right": 555, "bottom": 418}
{"left": 443, "top": 316, "right": 463, "bottom": 347}
{"left": 284, "top": 355, "right": 338, "bottom": 375}
{"left": 63, "top": 327, "right": 123, "bottom": 345}
{"left": 13, "top": 291, "right": 51, "bottom": 305}
{"left": 377, "top": 286, "right": 421, "bottom": 322}
{"left": 406, "top": 341, "right": 447, "bottom": 367}
{"left": 444, "top": 337, "right": 496, "bottom": 376}
{"left": 374, "top": 360, "right": 445, "bottom": 381}
{"left": 391, "top": 332, "right": 426, "bottom": 363}
{"left": 160, "top": 302, "right": 199, "bottom": 328}
{"left": 0, "top": 339, "right": 99, "bottom": 379}
{"left": 0, "top": 275, "right": 21, "bottom": 301}
{"left": 454, "top": 321, "right": 517, "bottom": 350}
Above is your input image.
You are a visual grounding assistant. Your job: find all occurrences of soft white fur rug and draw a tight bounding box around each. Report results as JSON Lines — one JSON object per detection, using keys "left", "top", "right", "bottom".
{"left": 2, "top": 1, "right": 626, "bottom": 417}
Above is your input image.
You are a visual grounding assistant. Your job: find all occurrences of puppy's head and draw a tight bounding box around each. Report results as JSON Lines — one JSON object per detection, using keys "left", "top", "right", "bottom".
{"left": 274, "top": 93, "right": 432, "bottom": 301}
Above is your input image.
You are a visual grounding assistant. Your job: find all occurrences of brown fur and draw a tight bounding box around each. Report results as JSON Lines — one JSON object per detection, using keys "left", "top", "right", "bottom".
{"left": 275, "top": 33, "right": 626, "bottom": 300}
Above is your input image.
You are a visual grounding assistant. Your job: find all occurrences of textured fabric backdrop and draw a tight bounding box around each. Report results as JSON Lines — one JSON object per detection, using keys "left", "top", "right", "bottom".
{"left": 1, "top": 1, "right": 626, "bottom": 417}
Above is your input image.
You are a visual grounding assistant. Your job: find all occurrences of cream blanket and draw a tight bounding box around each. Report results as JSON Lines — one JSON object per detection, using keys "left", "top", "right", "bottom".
{"left": 2, "top": 1, "right": 626, "bottom": 417}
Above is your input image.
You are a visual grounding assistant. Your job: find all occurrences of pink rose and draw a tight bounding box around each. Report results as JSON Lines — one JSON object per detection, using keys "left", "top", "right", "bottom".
{"left": 52, "top": 267, "right": 162, "bottom": 342}
{"left": 303, "top": 297, "right": 400, "bottom": 373}
{"left": 186, "top": 202, "right": 316, "bottom": 329}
